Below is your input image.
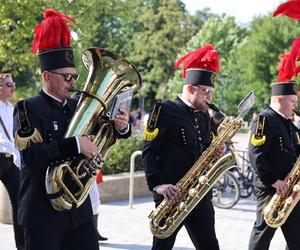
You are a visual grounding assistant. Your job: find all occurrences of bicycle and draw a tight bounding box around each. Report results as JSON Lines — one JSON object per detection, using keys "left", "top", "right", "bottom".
{"left": 230, "top": 146, "right": 255, "bottom": 199}
{"left": 212, "top": 170, "right": 240, "bottom": 209}
{"left": 212, "top": 144, "right": 255, "bottom": 209}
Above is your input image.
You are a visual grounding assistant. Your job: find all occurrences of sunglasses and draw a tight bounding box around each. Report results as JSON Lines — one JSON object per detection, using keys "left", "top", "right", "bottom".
{"left": 193, "top": 85, "right": 214, "bottom": 97}
{"left": 49, "top": 71, "right": 79, "bottom": 82}
{"left": 0, "top": 82, "right": 15, "bottom": 88}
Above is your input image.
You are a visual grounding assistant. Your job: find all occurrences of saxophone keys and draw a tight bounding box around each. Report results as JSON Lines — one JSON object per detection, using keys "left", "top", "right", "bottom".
{"left": 178, "top": 202, "right": 187, "bottom": 211}
{"left": 286, "top": 197, "right": 293, "bottom": 205}
{"left": 198, "top": 175, "right": 208, "bottom": 185}
{"left": 188, "top": 188, "right": 198, "bottom": 197}
{"left": 293, "top": 184, "right": 300, "bottom": 192}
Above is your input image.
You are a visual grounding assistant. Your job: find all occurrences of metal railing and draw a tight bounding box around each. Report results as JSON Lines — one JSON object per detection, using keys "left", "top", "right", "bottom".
{"left": 129, "top": 150, "right": 142, "bottom": 208}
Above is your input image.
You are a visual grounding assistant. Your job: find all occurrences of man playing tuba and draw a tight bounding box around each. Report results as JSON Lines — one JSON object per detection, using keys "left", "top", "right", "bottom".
{"left": 13, "top": 9, "right": 130, "bottom": 250}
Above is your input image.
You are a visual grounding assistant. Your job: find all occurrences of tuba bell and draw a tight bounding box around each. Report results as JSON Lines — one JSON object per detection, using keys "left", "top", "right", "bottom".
{"left": 45, "top": 48, "right": 141, "bottom": 211}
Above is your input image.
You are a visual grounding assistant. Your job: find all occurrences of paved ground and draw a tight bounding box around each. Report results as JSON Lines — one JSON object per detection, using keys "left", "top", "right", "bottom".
{"left": 0, "top": 133, "right": 287, "bottom": 249}
{"left": 0, "top": 197, "right": 286, "bottom": 250}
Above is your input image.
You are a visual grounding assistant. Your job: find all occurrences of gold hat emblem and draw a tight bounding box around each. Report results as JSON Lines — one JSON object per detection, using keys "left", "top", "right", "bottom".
{"left": 65, "top": 50, "right": 74, "bottom": 64}
{"left": 210, "top": 74, "right": 216, "bottom": 84}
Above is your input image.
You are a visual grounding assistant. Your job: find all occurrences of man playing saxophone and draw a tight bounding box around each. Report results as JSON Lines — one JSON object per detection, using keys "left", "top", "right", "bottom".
{"left": 142, "top": 44, "right": 222, "bottom": 250}
{"left": 248, "top": 52, "right": 300, "bottom": 250}
{"left": 13, "top": 9, "right": 130, "bottom": 250}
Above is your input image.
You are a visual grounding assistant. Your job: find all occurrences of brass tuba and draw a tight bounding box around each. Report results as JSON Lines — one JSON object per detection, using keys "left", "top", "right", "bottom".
{"left": 263, "top": 156, "right": 300, "bottom": 228}
{"left": 149, "top": 91, "right": 255, "bottom": 239}
{"left": 45, "top": 48, "right": 141, "bottom": 211}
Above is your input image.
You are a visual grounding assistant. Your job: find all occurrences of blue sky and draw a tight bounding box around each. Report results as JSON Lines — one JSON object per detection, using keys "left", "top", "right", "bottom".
{"left": 182, "top": 0, "right": 283, "bottom": 23}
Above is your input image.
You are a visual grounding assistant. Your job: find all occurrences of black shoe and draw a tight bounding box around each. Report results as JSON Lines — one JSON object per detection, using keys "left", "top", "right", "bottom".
{"left": 97, "top": 233, "right": 108, "bottom": 241}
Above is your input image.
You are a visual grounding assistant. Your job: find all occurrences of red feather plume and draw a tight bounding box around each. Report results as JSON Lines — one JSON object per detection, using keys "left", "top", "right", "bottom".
{"left": 175, "top": 44, "right": 220, "bottom": 78}
{"left": 287, "top": 36, "right": 300, "bottom": 77}
{"left": 278, "top": 53, "right": 293, "bottom": 81}
{"left": 277, "top": 36, "right": 300, "bottom": 82}
{"left": 32, "top": 9, "right": 75, "bottom": 54}
{"left": 273, "top": 0, "right": 300, "bottom": 21}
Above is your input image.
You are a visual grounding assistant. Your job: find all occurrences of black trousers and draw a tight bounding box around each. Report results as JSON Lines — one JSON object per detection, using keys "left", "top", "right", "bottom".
{"left": 0, "top": 155, "right": 24, "bottom": 250}
{"left": 249, "top": 190, "right": 300, "bottom": 250}
{"left": 152, "top": 195, "right": 219, "bottom": 250}
{"left": 24, "top": 219, "right": 98, "bottom": 250}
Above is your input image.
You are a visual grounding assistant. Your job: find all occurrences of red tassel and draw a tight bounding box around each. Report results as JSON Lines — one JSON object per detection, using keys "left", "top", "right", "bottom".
{"left": 273, "top": 0, "right": 300, "bottom": 21}
{"left": 96, "top": 169, "right": 103, "bottom": 184}
{"left": 175, "top": 44, "right": 220, "bottom": 78}
{"left": 32, "top": 8, "right": 75, "bottom": 54}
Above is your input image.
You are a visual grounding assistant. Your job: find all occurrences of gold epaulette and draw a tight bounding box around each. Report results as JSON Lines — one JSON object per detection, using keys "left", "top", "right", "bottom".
{"left": 143, "top": 103, "right": 162, "bottom": 141}
{"left": 15, "top": 100, "right": 43, "bottom": 151}
{"left": 250, "top": 116, "right": 266, "bottom": 146}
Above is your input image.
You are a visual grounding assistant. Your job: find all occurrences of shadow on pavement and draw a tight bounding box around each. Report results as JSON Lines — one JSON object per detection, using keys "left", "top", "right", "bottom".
{"left": 99, "top": 242, "right": 193, "bottom": 250}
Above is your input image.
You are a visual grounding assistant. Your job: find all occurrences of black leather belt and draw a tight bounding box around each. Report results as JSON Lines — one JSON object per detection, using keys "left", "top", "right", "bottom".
{"left": 0, "top": 152, "right": 12, "bottom": 158}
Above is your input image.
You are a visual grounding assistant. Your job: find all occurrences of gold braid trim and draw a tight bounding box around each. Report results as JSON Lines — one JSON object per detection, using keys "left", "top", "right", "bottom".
{"left": 15, "top": 128, "right": 43, "bottom": 151}
{"left": 251, "top": 116, "right": 266, "bottom": 146}
{"left": 144, "top": 103, "right": 162, "bottom": 141}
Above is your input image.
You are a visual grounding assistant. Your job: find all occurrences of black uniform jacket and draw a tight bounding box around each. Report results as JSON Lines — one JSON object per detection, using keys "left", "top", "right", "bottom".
{"left": 142, "top": 97, "right": 212, "bottom": 202}
{"left": 249, "top": 107, "right": 300, "bottom": 194}
{"left": 13, "top": 90, "right": 131, "bottom": 229}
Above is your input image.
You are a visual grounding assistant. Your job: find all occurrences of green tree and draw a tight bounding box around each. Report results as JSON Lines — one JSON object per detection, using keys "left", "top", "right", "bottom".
{"left": 132, "top": 0, "right": 195, "bottom": 108}
{"left": 166, "top": 15, "right": 248, "bottom": 114}
{"left": 0, "top": 0, "right": 105, "bottom": 99}
{"left": 227, "top": 15, "right": 300, "bottom": 112}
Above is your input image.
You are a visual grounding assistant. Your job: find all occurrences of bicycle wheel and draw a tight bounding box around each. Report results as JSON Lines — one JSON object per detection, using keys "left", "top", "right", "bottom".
{"left": 240, "top": 167, "right": 255, "bottom": 198}
{"left": 239, "top": 177, "right": 254, "bottom": 198}
{"left": 212, "top": 172, "right": 240, "bottom": 209}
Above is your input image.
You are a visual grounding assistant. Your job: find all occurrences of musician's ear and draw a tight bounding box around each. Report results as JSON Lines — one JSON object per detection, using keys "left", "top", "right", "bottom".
{"left": 42, "top": 71, "right": 51, "bottom": 82}
{"left": 186, "top": 84, "right": 195, "bottom": 94}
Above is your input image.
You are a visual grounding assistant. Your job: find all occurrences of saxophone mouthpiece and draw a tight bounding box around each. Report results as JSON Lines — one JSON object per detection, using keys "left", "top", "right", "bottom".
{"left": 294, "top": 109, "right": 300, "bottom": 116}
{"left": 207, "top": 103, "right": 220, "bottom": 112}
{"left": 207, "top": 103, "right": 226, "bottom": 118}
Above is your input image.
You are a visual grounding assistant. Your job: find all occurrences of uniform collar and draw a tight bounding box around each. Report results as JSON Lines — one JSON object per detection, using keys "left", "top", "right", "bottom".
{"left": 42, "top": 88, "right": 67, "bottom": 106}
{"left": 177, "top": 94, "right": 203, "bottom": 113}
{"left": 269, "top": 106, "right": 290, "bottom": 120}
{"left": 176, "top": 95, "right": 194, "bottom": 113}
{"left": 40, "top": 89, "right": 69, "bottom": 110}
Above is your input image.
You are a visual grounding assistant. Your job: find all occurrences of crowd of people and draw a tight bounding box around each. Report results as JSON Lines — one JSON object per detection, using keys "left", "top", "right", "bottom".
{"left": 2, "top": 1, "right": 300, "bottom": 250}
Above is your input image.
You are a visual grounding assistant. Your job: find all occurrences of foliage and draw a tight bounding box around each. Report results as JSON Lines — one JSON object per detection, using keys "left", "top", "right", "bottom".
{"left": 3, "top": 1, "right": 300, "bottom": 172}
{"left": 0, "top": 0, "right": 108, "bottom": 98}
{"left": 227, "top": 15, "right": 300, "bottom": 112}
{"left": 166, "top": 15, "right": 248, "bottom": 111}
{"left": 102, "top": 133, "right": 143, "bottom": 174}
{"left": 131, "top": 0, "right": 196, "bottom": 108}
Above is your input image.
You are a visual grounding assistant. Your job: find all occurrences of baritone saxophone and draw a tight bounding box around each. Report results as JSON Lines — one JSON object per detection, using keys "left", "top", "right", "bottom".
{"left": 263, "top": 156, "right": 300, "bottom": 228}
{"left": 149, "top": 91, "right": 255, "bottom": 239}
